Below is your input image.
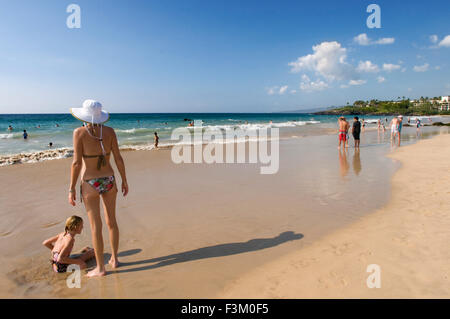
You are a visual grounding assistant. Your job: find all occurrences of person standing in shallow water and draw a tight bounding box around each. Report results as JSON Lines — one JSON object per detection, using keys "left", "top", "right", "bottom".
{"left": 338, "top": 117, "right": 349, "bottom": 149}
{"left": 352, "top": 117, "right": 361, "bottom": 149}
{"left": 154, "top": 132, "right": 159, "bottom": 149}
{"left": 68, "top": 100, "right": 129, "bottom": 278}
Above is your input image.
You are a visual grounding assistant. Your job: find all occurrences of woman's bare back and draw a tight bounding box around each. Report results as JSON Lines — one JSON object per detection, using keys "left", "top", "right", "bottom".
{"left": 74, "top": 125, "right": 116, "bottom": 180}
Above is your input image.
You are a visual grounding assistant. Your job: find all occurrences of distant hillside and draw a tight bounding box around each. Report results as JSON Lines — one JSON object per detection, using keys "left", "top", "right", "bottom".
{"left": 314, "top": 101, "right": 450, "bottom": 116}
{"left": 279, "top": 106, "right": 335, "bottom": 113}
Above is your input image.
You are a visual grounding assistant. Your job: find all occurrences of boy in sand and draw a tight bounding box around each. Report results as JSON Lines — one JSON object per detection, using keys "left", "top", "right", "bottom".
{"left": 352, "top": 116, "right": 361, "bottom": 149}
{"left": 42, "top": 216, "right": 94, "bottom": 273}
{"left": 338, "top": 117, "right": 349, "bottom": 149}
{"left": 154, "top": 132, "right": 159, "bottom": 149}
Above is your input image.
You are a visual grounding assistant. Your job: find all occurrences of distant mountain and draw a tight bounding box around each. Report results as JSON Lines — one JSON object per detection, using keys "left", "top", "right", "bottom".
{"left": 279, "top": 106, "right": 338, "bottom": 113}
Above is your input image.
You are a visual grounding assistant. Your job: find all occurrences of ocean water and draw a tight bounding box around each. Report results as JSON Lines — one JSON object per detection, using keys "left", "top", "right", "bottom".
{"left": 0, "top": 113, "right": 445, "bottom": 159}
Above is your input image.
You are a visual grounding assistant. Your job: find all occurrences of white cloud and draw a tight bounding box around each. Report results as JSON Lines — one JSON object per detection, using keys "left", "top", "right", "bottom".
{"left": 288, "top": 41, "right": 356, "bottom": 82}
{"left": 382, "top": 63, "right": 401, "bottom": 72}
{"left": 290, "top": 89, "right": 297, "bottom": 94}
{"left": 375, "top": 37, "right": 395, "bottom": 45}
{"left": 279, "top": 85, "right": 288, "bottom": 94}
{"left": 267, "top": 87, "right": 276, "bottom": 95}
{"left": 401, "top": 68, "right": 407, "bottom": 72}
{"left": 353, "top": 33, "right": 395, "bottom": 46}
{"left": 357, "top": 60, "right": 379, "bottom": 73}
{"left": 413, "top": 63, "right": 429, "bottom": 72}
{"left": 377, "top": 76, "right": 385, "bottom": 83}
{"left": 340, "top": 84, "right": 349, "bottom": 89}
{"left": 438, "top": 35, "right": 450, "bottom": 47}
{"left": 299, "top": 74, "right": 329, "bottom": 92}
{"left": 435, "top": 66, "right": 441, "bottom": 70}
{"left": 354, "top": 33, "right": 370, "bottom": 45}
{"left": 348, "top": 79, "right": 367, "bottom": 86}
{"left": 430, "top": 35, "right": 439, "bottom": 44}
{"left": 267, "top": 85, "right": 289, "bottom": 95}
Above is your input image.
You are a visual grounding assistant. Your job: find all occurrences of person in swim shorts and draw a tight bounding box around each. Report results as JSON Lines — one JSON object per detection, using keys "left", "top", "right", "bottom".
{"left": 397, "top": 115, "right": 403, "bottom": 146}
{"left": 338, "top": 117, "right": 349, "bottom": 149}
{"left": 352, "top": 116, "right": 361, "bottom": 148}
{"left": 390, "top": 117, "right": 399, "bottom": 142}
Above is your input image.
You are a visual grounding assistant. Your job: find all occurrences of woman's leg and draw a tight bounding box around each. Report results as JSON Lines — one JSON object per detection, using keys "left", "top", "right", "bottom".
{"left": 101, "top": 182, "right": 120, "bottom": 268}
{"left": 82, "top": 181, "right": 106, "bottom": 277}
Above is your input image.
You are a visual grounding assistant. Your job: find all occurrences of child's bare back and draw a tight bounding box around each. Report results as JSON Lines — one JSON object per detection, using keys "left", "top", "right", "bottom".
{"left": 42, "top": 216, "right": 94, "bottom": 273}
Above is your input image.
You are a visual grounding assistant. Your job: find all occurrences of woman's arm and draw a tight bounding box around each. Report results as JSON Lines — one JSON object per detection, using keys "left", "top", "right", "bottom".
{"left": 111, "top": 129, "right": 129, "bottom": 196}
{"left": 42, "top": 234, "right": 60, "bottom": 250}
{"left": 69, "top": 128, "right": 83, "bottom": 206}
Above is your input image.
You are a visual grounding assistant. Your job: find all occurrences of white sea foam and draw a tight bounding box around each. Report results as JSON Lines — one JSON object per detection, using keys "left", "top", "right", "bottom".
{"left": 0, "top": 133, "right": 14, "bottom": 139}
{"left": 185, "top": 120, "right": 320, "bottom": 132}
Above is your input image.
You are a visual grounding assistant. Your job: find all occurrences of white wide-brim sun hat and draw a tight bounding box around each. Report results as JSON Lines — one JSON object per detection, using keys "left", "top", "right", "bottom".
{"left": 70, "top": 99, "right": 110, "bottom": 124}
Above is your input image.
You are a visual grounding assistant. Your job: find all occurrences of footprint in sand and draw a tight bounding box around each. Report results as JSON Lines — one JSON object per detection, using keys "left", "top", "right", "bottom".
{"left": 325, "top": 242, "right": 353, "bottom": 256}
{"left": 41, "top": 221, "right": 62, "bottom": 228}
{"left": 392, "top": 235, "right": 410, "bottom": 246}
{"left": 358, "top": 250, "right": 373, "bottom": 262}
{"left": 0, "top": 231, "right": 12, "bottom": 237}
{"left": 292, "top": 258, "right": 318, "bottom": 268}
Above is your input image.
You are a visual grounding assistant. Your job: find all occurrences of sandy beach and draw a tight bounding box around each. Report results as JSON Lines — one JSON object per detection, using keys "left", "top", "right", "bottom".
{"left": 0, "top": 127, "right": 448, "bottom": 298}
{"left": 220, "top": 133, "right": 450, "bottom": 298}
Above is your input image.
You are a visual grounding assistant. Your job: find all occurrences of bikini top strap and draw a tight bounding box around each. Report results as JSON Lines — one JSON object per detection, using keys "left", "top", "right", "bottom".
{"left": 84, "top": 123, "right": 106, "bottom": 156}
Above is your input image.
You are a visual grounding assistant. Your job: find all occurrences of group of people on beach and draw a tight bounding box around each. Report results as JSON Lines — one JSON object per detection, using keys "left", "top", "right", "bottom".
{"left": 8, "top": 124, "right": 58, "bottom": 149}
{"left": 339, "top": 115, "right": 422, "bottom": 148}
{"left": 42, "top": 100, "right": 128, "bottom": 277}
{"left": 338, "top": 116, "right": 361, "bottom": 149}
{"left": 38, "top": 99, "right": 433, "bottom": 278}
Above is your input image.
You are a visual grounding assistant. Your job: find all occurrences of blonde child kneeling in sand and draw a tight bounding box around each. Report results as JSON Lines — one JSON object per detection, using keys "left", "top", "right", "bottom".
{"left": 43, "top": 215, "right": 94, "bottom": 273}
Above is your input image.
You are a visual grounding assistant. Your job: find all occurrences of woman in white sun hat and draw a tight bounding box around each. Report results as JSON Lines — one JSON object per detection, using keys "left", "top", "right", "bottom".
{"left": 68, "top": 99, "right": 129, "bottom": 277}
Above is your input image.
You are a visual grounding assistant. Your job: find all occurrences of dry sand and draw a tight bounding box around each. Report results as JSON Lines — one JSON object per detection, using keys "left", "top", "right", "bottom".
{"left": 220, "top": 133, "right": 450, "bottom": 298}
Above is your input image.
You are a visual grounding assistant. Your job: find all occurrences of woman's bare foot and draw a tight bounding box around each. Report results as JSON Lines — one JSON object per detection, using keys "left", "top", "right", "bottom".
{"left": 108, "top": 258, "right": 120, "bottom": 269}
{"left": 81, "top": 246, "right": 93, "bottom": 253}
{"left": 86, "top": 267, "right": 106, "bottom": 278}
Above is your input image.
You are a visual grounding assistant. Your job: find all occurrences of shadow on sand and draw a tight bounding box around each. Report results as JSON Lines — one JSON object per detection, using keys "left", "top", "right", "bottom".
{"left": 89, "top": 249, "right": 143, "bottom": 269}
{"left": 111, "top": 231, "right": 303, "bottom": 274}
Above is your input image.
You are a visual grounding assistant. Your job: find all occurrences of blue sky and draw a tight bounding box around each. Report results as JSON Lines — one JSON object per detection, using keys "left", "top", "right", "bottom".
{"left": 0, "top": 0, "right": 449, "bottom": 113}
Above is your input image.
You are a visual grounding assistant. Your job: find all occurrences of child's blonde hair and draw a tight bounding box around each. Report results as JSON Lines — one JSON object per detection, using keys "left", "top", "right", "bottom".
{"left": 65, "top": 215, "right": 83, "bottom": 234}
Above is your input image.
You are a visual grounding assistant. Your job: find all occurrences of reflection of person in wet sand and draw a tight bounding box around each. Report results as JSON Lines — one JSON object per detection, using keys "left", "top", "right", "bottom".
{"left": 338, "top": 148, "right": 349, "bottom": 178}
{"left": 353, "top": 149, "right": 361, "bottom": 176}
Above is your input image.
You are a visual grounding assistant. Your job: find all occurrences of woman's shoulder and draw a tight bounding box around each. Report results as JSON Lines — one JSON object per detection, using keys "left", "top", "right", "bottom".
{"left": 73, "top": 126, "right": 85, "bottom": 136}
{"left": 102, "top": 125, "right": 116, "bottom": 136}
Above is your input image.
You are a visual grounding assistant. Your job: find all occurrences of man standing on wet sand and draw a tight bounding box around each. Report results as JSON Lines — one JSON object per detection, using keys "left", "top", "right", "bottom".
{"left": 352, "top": 116, "right": 361, "bottom": 149}
{"left": 154, "top": 132, "right": 159, "bottom": 149}
{"left": 338, "top": 117, "right": 349, "bottom": 149}
{"left": 397, "top": 115, "right": 403, "bottom": 146}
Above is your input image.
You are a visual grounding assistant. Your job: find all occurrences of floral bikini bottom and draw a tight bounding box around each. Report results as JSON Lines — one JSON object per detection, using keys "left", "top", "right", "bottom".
{"left": 80, "top": 176, "right": 115, "bottom": 202}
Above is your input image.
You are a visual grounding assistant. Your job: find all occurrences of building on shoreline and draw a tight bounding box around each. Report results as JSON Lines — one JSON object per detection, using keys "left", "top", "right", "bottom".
{"left": 411, "top": 96, "right": 449, "bottom": 111}
{"left": 440, "top": 96, "right": 450, "bottom": 111}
